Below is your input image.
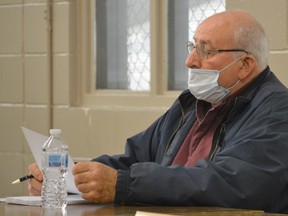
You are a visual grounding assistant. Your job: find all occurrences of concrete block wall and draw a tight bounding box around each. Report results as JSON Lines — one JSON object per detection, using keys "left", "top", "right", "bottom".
{"left": 0, "top": 0, "right": 50, "bottom": 196}
{"left": 0, "top": 0, "right": 287, "bottom": 197}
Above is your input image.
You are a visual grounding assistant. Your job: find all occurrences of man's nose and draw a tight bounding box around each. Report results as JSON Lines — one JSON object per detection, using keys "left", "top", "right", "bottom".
{"left": 185, "top": 49, "right": 201, "bottom": 68}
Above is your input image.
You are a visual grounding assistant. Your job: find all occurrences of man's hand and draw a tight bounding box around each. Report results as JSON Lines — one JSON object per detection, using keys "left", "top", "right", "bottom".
{"left": 28, "top": 163, "right": 43, "bottom": 196}
{"left": 72, "top": 162, "right": 117, "bottom": 204}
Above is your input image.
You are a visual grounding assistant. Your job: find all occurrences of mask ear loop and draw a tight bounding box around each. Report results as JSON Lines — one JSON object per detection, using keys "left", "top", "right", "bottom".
{"left": 219, "top": 53, "right": 247, "bottom": 73}
{"left": 219, "top": 53, "right": 247, "bottom": 90}
{"left": 227, "top": 79, "right": 240, "bottom": 90}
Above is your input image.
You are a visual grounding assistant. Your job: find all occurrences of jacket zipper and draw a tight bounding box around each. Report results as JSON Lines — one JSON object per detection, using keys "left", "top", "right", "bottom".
{"left": 210, "top": 123, "right": 226, "bottom": 160}
{"left": 164, "top": 109, "right": 185, "bottom": 154}
{"left": 210, "top": 97, "right": 239, "bottom": 160}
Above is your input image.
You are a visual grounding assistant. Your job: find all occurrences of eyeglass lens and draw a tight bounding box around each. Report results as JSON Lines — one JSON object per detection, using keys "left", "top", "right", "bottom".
{"left": 187, "top": 42, "right": 207, "bottom": 59}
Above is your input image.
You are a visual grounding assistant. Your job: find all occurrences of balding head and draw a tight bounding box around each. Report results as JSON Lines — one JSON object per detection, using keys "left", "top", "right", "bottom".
{"left": 198, "top": 11, "right": 269, "bottom": 70}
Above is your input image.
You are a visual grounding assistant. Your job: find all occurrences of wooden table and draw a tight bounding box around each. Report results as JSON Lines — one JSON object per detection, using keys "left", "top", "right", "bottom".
{"left": 0, "top": 203, "right": 284, "bottom": 216}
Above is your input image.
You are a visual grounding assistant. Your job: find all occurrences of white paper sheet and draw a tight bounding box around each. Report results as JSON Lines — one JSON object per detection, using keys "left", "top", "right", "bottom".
{"left": 21, "top": 127, "right": 80, "bottom": 194}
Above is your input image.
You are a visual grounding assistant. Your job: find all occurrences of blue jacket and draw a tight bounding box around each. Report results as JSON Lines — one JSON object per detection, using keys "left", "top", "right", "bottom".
{"left": 93, "top": 67, "right": 288, "bottom": 213}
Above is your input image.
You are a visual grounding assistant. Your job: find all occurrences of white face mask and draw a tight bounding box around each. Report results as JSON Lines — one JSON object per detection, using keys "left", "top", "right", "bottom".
{"left": 188, "top": 56, "right": 244, "bottom": 104}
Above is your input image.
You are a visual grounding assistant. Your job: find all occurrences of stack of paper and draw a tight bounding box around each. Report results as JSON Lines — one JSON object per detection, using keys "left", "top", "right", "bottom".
{"left": 2, "top": 195, "right": 92, "bottom": 206}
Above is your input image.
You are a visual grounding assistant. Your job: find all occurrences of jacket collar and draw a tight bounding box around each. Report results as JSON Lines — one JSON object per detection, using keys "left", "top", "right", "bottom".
{"left": 223, "top": 66, "right": 271, "bottom": 124}
{"left": 238, "top": 66, "right": 271, "bottom": 102}
{"left": 178, "top": 89, "right": 197, "bottom": 115}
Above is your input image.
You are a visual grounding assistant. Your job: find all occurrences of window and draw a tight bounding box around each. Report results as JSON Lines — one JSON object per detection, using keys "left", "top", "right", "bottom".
{"left": 92, "top": 0, "right": 225, "bottom": 93}
{"left": 95, "top": 0, "right": 150, "bottom": 91}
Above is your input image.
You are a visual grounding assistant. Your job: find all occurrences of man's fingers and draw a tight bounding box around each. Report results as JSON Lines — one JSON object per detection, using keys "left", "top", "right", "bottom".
{"left": 75, "top": 182, "right": 91, "bottom": 193}
{"left": 28, "top": 185, "right": 41, "bottom": 196}
{"left": 28, "top": 179, "right": 42, "bottom": 196}
{"left": 28, "top": 163, "right": 43, "bottom": 181}
{"left": 81, "top": 190, "right": 99, "bottom": 202}
{"left": 72, "top": 162, "right": 92, "bottom": 175}
{"left": 74, "top": 171, "right": 90, "bottom": 185}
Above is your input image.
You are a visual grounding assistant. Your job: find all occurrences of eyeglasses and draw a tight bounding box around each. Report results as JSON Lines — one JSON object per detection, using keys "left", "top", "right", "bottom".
{"left": 187, "top": 41, "right": 249, "bottom": 59}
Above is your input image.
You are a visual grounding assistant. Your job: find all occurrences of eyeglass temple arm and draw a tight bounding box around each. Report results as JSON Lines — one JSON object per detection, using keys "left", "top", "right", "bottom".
{"left": 207, "top": 49, "right": 249, "bottom": 54}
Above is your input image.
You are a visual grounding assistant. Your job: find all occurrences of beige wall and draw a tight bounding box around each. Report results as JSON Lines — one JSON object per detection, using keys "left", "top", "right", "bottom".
{"left": 0, "top": 0, "right": 287, "bottom": 197}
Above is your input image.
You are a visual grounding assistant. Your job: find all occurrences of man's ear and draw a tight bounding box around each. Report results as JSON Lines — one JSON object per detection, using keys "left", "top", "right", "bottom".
{"left": 239, "top": 55, "right": 256, "bottom": 80}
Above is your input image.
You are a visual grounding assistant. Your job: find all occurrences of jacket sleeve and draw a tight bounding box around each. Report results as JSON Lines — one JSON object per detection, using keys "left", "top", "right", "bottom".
{"left": 114, "top": 91, "right": 288, "bottom": 213}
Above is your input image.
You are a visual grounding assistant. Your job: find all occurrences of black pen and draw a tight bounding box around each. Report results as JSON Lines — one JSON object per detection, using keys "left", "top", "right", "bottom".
{"left": 11, "top": 175, "right": 34, "bottom": 184}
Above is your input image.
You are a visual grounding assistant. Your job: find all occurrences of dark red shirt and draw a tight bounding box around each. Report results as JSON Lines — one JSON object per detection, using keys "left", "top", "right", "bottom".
{"left": 172, "top": 99, "right": 228, "bottom": 166}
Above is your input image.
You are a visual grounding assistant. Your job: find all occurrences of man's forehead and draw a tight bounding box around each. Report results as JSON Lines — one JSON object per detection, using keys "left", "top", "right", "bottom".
{"left": 193, "top": 20, "right": 232, "bottom": 46}
{"left": 193, "top": 29, "right": 214, "bottom": 45}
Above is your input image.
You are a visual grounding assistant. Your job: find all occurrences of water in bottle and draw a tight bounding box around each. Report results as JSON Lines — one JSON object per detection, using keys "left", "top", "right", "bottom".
{"left": 41, "top": 129, "right": 68, "bottom": 209}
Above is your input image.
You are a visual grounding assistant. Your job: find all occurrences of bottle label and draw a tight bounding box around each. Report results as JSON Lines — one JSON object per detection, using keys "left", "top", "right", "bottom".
{"left": 47, "top": 153, "right": 68, "bottom": 168}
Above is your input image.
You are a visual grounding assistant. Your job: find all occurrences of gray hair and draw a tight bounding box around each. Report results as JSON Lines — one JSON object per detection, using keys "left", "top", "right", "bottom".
{"left": 233, "top": 21, "right": 269, "bottom": 68}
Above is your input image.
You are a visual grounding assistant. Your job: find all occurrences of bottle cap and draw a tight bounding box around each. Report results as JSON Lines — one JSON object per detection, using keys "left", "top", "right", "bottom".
{"left": 50, "top": 129, "right": 62, "bottom": 136}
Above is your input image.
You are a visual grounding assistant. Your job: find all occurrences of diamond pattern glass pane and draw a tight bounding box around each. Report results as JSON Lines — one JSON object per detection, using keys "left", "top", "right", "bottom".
{"left": 127, "top": 0, "right": 150, "bottom": 91}
{"left": 188, "top": 0, "right": 225, "bottom": 39}
{"left": 95, "top": 0, "right": 150, "bottom": 91}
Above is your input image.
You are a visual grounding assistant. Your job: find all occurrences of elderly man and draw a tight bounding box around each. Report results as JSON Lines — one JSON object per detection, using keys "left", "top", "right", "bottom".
{"left": 28, "top": 11, "right": 288, "bottom": 213}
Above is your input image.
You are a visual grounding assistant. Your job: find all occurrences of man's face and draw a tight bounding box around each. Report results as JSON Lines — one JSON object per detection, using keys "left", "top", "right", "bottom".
{"left": 186, "top": 14, "right": 242, "bottom": 90}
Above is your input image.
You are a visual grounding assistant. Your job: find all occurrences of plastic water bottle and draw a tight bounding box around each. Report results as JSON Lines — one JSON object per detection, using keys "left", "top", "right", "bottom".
{"left": 41, "top": 129, "right": 68, "bottom": 209}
